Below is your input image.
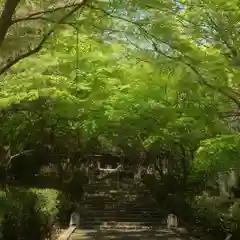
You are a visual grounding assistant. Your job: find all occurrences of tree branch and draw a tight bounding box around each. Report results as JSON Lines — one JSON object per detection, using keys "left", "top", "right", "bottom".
{"left": 88, "top": 4, "right": 240, "bottom": 109}
{"left": 219, "top": 111, "right": 240, "bottom": 118}
{"left": 184, "top": 62, "right": 240, "bottom": 109}
{"left": 11, "top": 2, "right": 85, "bottom": 24}
{"left": 151, "top": 40, "right": 240, "bottom": 109}
{"left": 10, "top": 149, "right": 34, "bottom": 160}
{"left": 206, "top": 12, "right": 238, "bottom": 59}
{"left": 0, "top": 0, "right": 20, "bottom": 48}
{"left": 153, "top": 158, "right": 164, "bottom": 180}
{"left": 0, "top": 0, "right": 88, "bottom": 75}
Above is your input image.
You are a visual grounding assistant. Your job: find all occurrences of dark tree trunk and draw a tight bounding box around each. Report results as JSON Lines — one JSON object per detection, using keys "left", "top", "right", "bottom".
{"left": 0, "top": 0, "right": 20, "bottom": 48}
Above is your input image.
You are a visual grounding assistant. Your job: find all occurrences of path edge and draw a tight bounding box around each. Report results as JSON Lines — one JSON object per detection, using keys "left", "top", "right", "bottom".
{"left": 57, "top": 226, "right": 76, "bottom": 240}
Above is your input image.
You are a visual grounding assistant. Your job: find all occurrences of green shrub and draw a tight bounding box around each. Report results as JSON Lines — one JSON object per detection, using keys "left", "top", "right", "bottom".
{"left": 56, "top": 193, "right": 76, "bottom": 227}
{"left": 30, "top": 188, "right": 60, "bottom": 224}
{"left": 228, "top": 199, "right": 240, "bottom": 236}
{"left": 0, "top": 188, "right": 60, "bottom": 240}
{"left": 190, "top": 195, "right": 240, "bottom": 237}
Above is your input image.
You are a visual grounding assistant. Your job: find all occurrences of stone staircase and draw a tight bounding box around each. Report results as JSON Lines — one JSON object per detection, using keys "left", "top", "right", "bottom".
{"left": 70, "top": 175, "right": 197, "bottom": 240}
{"left": 78, "top": 177, "right": 167, "bottom": 231}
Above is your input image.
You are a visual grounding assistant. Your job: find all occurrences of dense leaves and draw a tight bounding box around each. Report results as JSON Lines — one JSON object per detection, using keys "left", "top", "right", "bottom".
{"left": 0, "top": 0, "right": 239, "bottom": 180}
{"left": 0, "top": 0, "right": 239, "bottom": 221}
{"left": 0, "top": 0, "right": 240, "bottom": 238}
{"left": 193, "top": 134, "right": 240, "bottom": 174}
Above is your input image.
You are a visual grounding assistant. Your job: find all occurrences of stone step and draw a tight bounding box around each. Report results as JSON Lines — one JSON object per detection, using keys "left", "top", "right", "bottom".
{"left": 83, "top": 192, "right": 150, "bottom": 196}
{"left": 81, "top": 199, "right": 154, "bottom": 204}
{"left": 82, "top": 196, "right": 150, "bottom": 202}
{"left": 79, "top": 225, "right": 164, "bottom": 231}
{"left": 80, "top": 205, "right": 159, "bottom": 209}
{"left": 81, "top": 197, "right": 157, "bottom": 202}
{"left": 80, "top": 203, "right": 159, "bottom": 209}
{"left": 83, "top": 184, "right": 145, "bottom": 188}
{"left": 82, "top": 197, "right": 151, "bottom": 202}
{"left": 80, "top": 206, "right": 160, "bottom": 212}
{"left": 80, "top": 215, "right": 163, "bottom": 220}
{"left": 84, "top": 184, "right": 146, "bottom": 188}
{"left": 84, "top": 182, "right": 136, "bottom": 186}
{"left": 80, "top": 212, "right": 164, "bottom": 217}
{"left": 80, "top": 208, "right": 165, "bottom": 214}
{"left": 81, "top": 213, "right": 162, "bottom": 218}
{"left": 83, "top": 197, "right": 156, "bottom": 202}
{"left": 79, "top": 221, "right": 164, "bottom": 229}
{"left": 83, "top": 194, "right": 154, "bottom": 199}
{"left": 83, "top": 190, "right": 135, "bottom": 194}
{"left": 83, "top": 188, "right": 145, "bottom": 193}
{"left": 81, "top": 200, "right": 158, "bottom": 206}
{"left": 86, "top": 185, "right": 139, "bottom": 189}
{"left": 86, "top": 182, "right": 141, "bottom": 185}
{"left": 80, "top": 214, "right": 163, "bottom": 219}
{"left": 82, "top": 195, "right": 148, "bottom": 200}
{"left": 80, "top": 204, "right": 159, "bottom": 209}
{"left": 80, "top": 212, "right": 165, "bottom": 219}
{"left": 81, "top": 199, "right": 157, "bottom": 204}
{"left": 84, "top": 183, "right": 144, "bottom": 187}
{"left": 79, "top": 225, "right": 163, "bottom": 231}
{"left": 79, "top": 212, "right": 164, "bottom": 217}
{"left": 80, "top": 203, "right": 160, "bottom": 208}
{"left": 84, "top": 183, "right": 145, "bottom": 187}
{"left": 80, "top": 218, "right": 164, "bottom": 225}
{"left": 83, "top": 192, "right": 150, "bottom": 197}
{"left": 70, "top": 228, "right": 187, "bottom": 240}
{"left": 80, "top": 204, "right": 160, "bottom": 209}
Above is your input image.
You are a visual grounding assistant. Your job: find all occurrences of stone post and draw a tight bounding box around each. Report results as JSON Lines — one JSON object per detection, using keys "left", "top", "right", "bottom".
{"left": 69, "top": 212, "right": 80, "bottom": 228}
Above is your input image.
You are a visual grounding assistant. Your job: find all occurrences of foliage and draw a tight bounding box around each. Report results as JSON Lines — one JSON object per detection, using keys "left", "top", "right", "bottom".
{"left": 193, "top": 134, "right": 240, "bottom": 175}
{"left": 0, "top": 188, "right": 60, "bottom": 240}
{"left": 56, "top": 192, "right": 77, "bottom": 227}
{"left": 190, "top": 195, "right": 240, "bottom": 237}
{"left": 0, "top": 0, "right": 240, "bottom": 238}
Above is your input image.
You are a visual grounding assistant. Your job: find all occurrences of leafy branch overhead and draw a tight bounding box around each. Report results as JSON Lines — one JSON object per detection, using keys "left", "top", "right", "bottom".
{"left": 0, "top": 0, "right": 240, "bottom": 188}
{"left": 0, "top": 0, "right": 88, "bottom": 74}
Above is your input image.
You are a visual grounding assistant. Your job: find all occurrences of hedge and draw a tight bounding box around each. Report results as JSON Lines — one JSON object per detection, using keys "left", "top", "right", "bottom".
{"left": 0, "top": 187, "right": 61, "bottom": 240}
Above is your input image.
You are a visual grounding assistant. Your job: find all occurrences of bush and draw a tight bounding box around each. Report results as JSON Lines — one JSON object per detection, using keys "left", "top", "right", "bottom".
{"left": 190, "top": 195, "right": 227, "bottom": 235}
{"left": 0, "top": 188, "right": 60, "bottom": 240}
{"left": 190, "top": 195, "right": 240, "bottom": 239}
{"left": 56, "top": 192, "right": 76, "bottom": 227}
{"left": 226, "top": 199, "right": 240, "bottom": 237}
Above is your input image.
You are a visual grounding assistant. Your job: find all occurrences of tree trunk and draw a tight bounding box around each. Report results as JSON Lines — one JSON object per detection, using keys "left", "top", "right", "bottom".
{"left": 0, "top": 0, "right": 20, "bottom": 48}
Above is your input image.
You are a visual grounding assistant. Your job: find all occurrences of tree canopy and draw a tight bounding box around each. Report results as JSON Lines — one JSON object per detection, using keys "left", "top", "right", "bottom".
{"left": 0, "top": 0, "right": 240, "bottom": 189}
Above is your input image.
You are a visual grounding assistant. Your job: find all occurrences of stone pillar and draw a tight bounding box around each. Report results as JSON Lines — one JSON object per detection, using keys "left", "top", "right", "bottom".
{"left": 117, "top": 171, "right": 119, "bottom": 189}
{"left": 227, "top": 170, "right": 238, "bottom": 188}
{"left": 218, "top": 172, "right": 229, "bottom": 197}
{"left": 69, "top": 212, "right": 80, "bottom": 228}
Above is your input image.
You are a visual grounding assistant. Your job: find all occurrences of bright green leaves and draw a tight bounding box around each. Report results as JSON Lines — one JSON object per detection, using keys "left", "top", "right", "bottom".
{"left": 193, "top": 134, "right": 240, "bottom": 175}
{"left": 0, "top": 0, "right": 239, "bottom": 177}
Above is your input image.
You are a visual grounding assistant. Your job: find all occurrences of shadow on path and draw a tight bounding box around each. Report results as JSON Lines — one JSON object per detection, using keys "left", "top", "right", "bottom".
{"left": 71, "top": 228, "right": 198, "bottom": 240}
